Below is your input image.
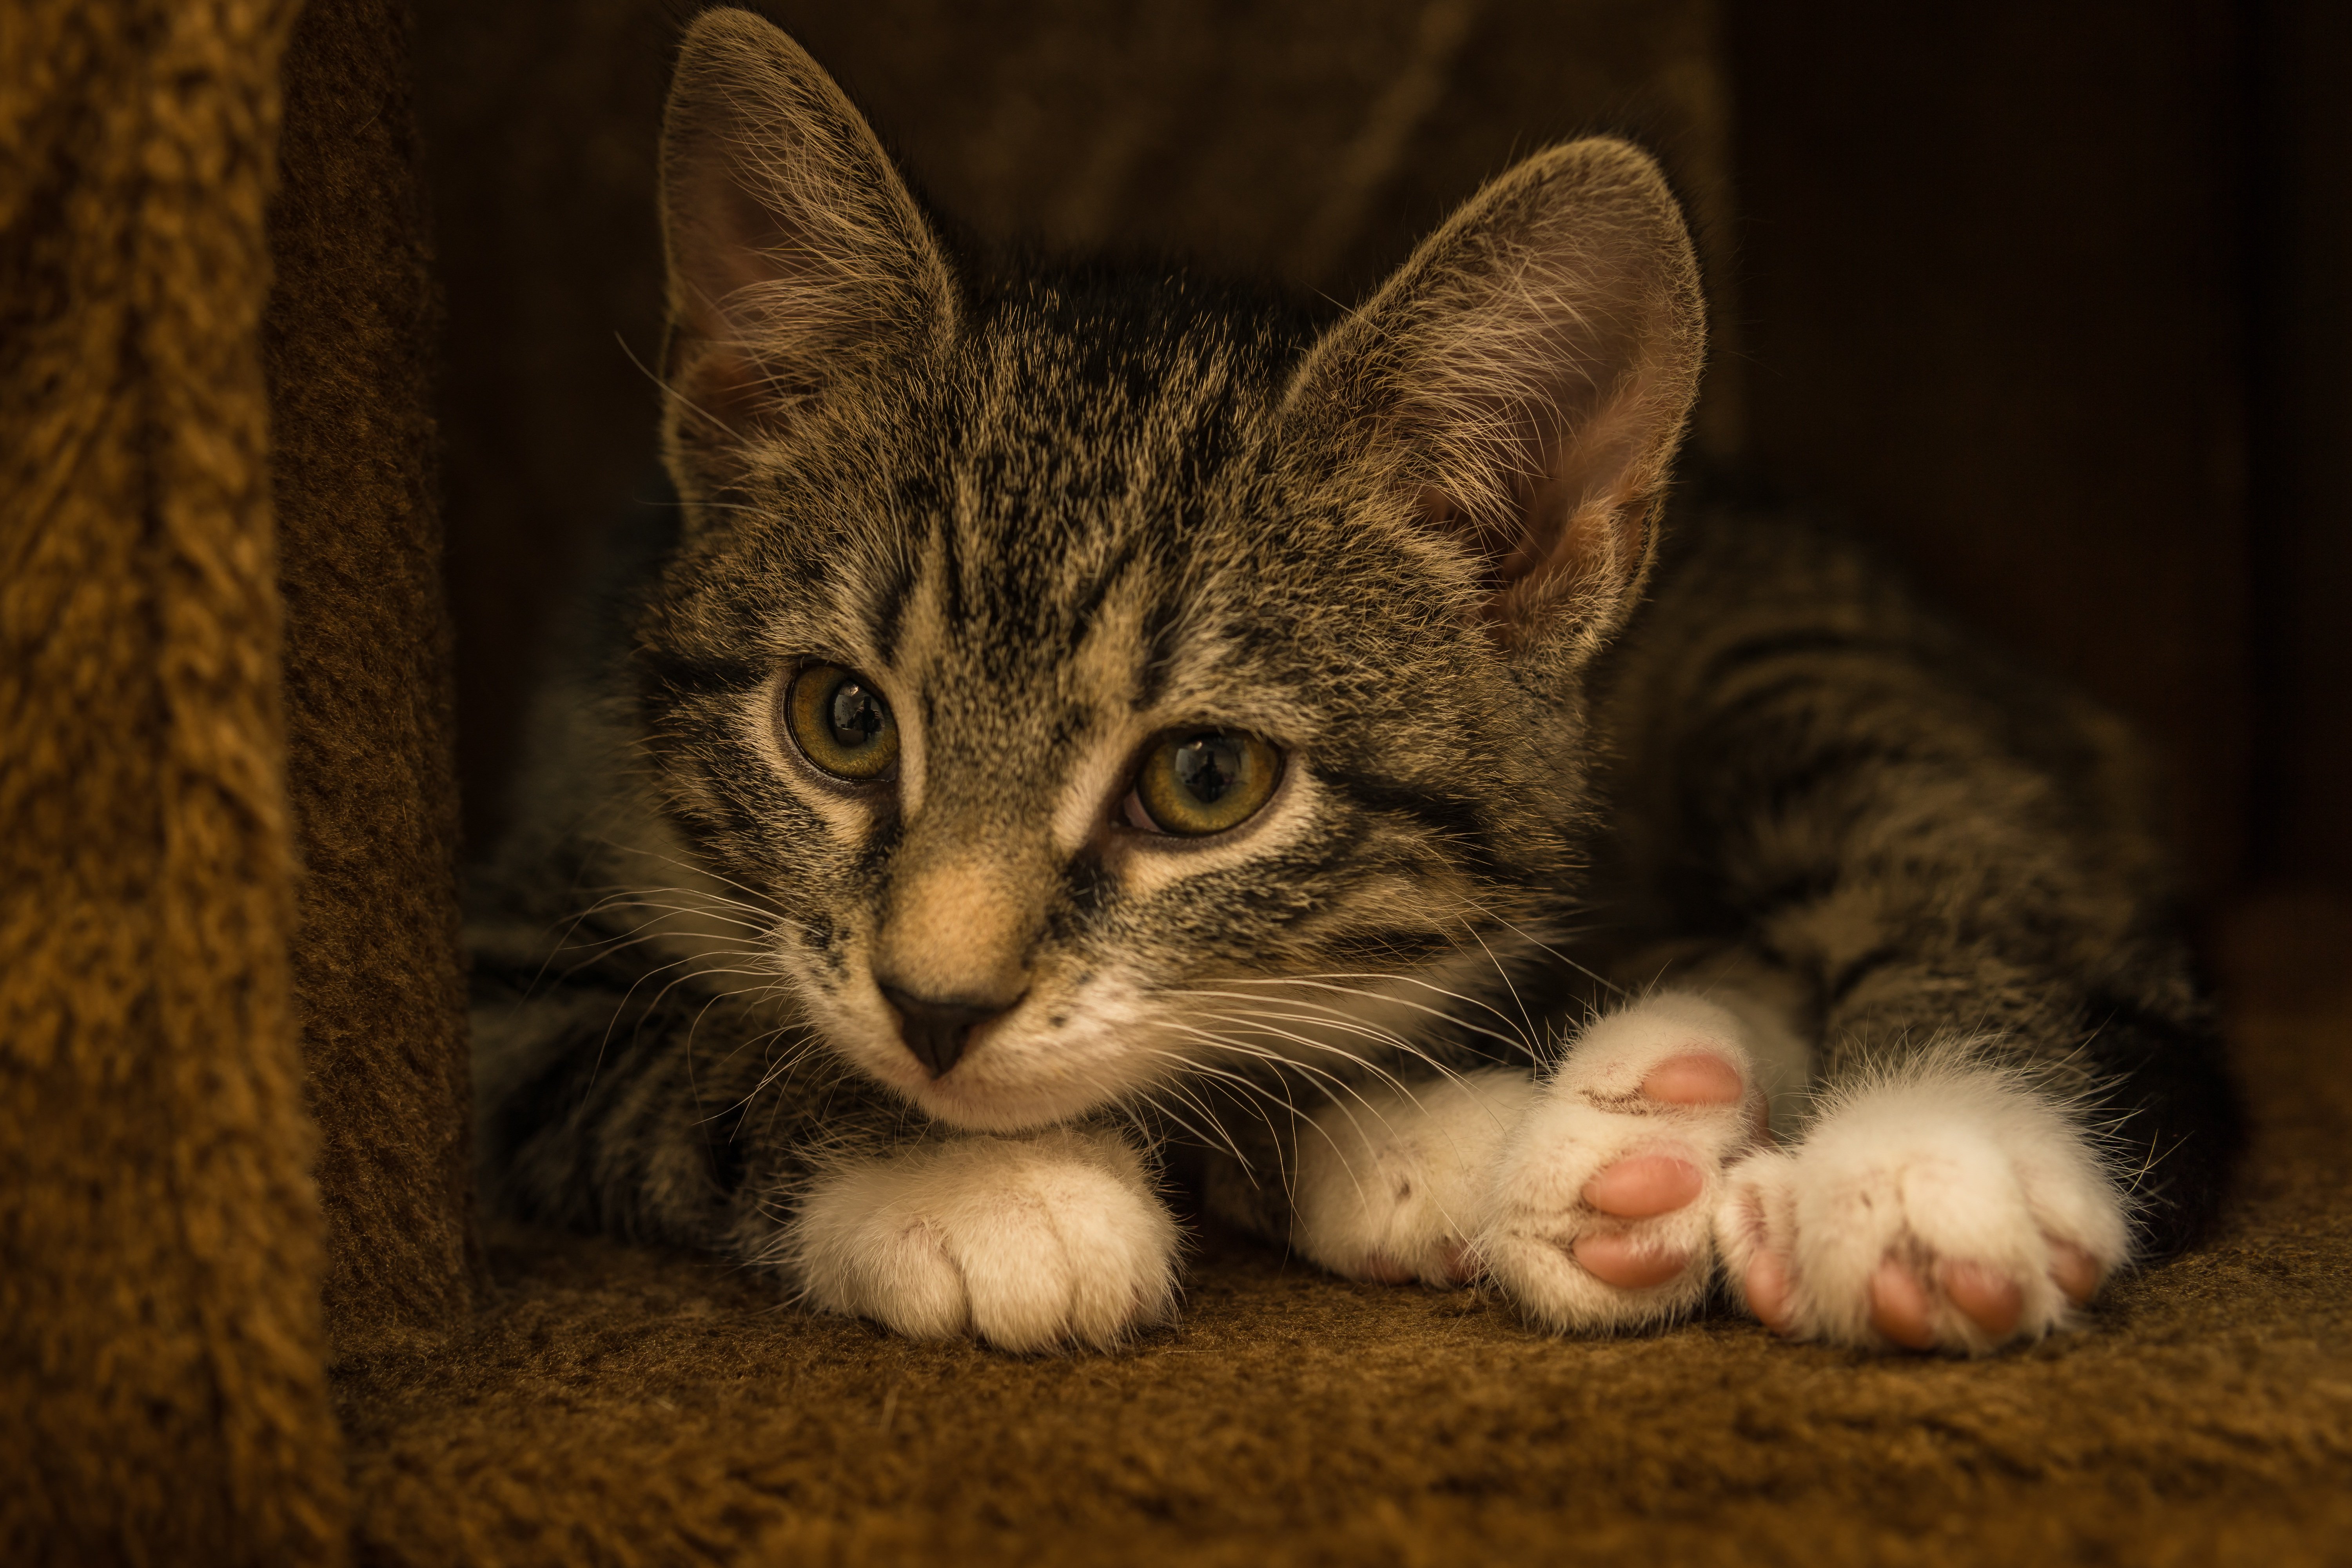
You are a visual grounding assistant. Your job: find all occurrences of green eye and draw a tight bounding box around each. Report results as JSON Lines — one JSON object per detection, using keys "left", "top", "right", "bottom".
{"left": 783, "top": 663, "right": 899, "bottom": 780}
{"left": 1129, "top": 730, "right": 1283, "bottom": 836}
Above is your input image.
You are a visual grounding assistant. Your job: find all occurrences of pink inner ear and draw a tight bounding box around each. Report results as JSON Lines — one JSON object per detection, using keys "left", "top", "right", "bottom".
{"left": 660, "top": 34, "right": 959, "bottom": 463}
{"left": 1514, "top": 375, "right": 1666, "bottom": 587}
{"left": 663, "top": 149, "right": 793, "bottom": 451}
{"left": 1289, "top": 142, "right": 1701, "bottom": 641}
{"left": 1418, "top": 475, "right": 1651, "bottom": 632}
{"left": 1412, "top": 355, "right": 1671, "bottom": 633}
{"left": 670, "top": 344, "right": 766, "bottom": 453}
{"left": 668, "top": 122, "right": 793, "bottom": 338}
{"left": 1414, "top": 485, "right": 1545, "bottom": 605}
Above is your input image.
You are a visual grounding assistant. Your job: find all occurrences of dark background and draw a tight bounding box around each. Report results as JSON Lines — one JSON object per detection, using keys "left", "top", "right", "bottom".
{"left": 412, "top": 0, "right": 2350, "bottom": 905}
{"left": 1729, "top": 0, "right": 2349, "bottom": 901}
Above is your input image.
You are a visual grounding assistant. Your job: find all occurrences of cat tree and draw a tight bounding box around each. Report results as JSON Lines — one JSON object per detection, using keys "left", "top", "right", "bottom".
{"left": 5, "top": 2, "right": 2345, "bottom": 1563}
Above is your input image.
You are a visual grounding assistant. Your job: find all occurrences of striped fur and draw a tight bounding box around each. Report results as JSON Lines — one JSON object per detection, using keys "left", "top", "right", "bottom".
{"left": 471, "top": 10, "right": 2236, "bottom": 1354}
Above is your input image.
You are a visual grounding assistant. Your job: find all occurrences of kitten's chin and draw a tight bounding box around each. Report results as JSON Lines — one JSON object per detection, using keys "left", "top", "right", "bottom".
{"left": 890, "top": 1077, "right": 1109, "bottom": 1135}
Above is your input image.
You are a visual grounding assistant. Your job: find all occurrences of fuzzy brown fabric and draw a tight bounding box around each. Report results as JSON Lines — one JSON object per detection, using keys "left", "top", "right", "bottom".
{"left": 0, "top": 1, "right": 348, "bottom": 1561}
{"left": 267, "top": 0, "right": 475, "bottom": 1365}
{"left": 336, "top": 897, "right": 2352, "bottom": 1567}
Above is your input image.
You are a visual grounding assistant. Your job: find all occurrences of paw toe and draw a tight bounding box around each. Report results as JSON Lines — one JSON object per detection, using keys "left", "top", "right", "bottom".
{"left": 1572, "top": 1230, "right": 1693, "bottom": 1289}
{"left": 1640, "top": 1051, "right": 1746, "bottom": 1105}
{"left": 1744, "top": 1249, "right": 1796, "bottom": 1335}
{"left": 1583, "top": 1153, "right": 1704, "bottom": 1217}
{"left": 2047, "top": 1239, "right": 2103, "bottom": 1305}
{"left": 1483, "top": 997, "right": 1771, "bottom": 1332}
{"left": 1868, "top": 1260, "right": 1939, "bottom": 1351}
{"left": 1942, "top": 1259, "right": 2025, "bottom": 1338}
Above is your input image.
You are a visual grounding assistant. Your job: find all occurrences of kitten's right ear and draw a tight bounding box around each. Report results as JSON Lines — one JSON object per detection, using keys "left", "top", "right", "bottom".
{"left": 1281, "top": 140, "right": 1704, "bottom": 656}
{"left": 659, "top": 9, "right": 956, "bottom": 494}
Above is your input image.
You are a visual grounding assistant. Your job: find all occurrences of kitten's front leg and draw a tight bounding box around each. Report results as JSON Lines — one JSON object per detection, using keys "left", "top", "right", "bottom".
{"left": 1289, "top": 1069, "right": 1540, "bottom": 1285}
{"left": 784, "top": 1126, "right": 1180, "bottom": 1352}
{"left": 1714, "top": 1056, "right": 2129, "bottom": 1354}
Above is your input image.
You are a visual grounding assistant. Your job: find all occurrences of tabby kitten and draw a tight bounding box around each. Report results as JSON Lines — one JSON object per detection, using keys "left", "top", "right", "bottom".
{"left": 472, "top": 7, "right": 2238, "bottom": 1355}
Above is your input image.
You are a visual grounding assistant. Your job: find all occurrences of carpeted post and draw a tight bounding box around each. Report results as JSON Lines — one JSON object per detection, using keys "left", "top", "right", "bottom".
{"left": 0, "top": 0, "right": 350, "bottom": 1562}
{"left": 268, "top": 0, "right": 477, "bottom": 1367}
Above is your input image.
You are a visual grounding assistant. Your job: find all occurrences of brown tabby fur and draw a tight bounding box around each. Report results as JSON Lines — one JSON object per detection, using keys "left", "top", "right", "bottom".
{"left": 472, "top": 7, "right": 2234, "bottom": 1319}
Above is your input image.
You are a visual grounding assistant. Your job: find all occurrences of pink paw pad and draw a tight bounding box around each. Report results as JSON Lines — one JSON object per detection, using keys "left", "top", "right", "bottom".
{"left": 1572, "top": 1231, "right": 1691, "bottom": 1289}
{"left": 2047, "top": 1240, "right": 2102, "bottom": 1305}
{"left": 1582, "top": 1154, "right": 1703, "bottom": 1218}
{"left": 1640, "top": 1052, "right": 1744, "bottom": 1106}
{"left": 1869, "top": 1256, "right": 2038, "bottom": 1348}
{"left": 1868, "top": 1260, "right": 1938, "bottom": 1350}
{"left": 1744, "top": 1250, "right": 1796, "bottom": 1335}
{"left": 1941, "top": 1261, "right": 2024, "bottom": 1337}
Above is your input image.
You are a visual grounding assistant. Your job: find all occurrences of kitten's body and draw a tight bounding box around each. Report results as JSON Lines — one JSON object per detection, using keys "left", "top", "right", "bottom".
{"left": 472, "top": 10, "right": 2237, "bottom": 1354}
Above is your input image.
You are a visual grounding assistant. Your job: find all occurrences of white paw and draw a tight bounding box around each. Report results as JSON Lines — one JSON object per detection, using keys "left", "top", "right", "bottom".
{"left": 784, "top": 1128, "right": 1180, "bottom": 1352}
{"left": 1291, "top": 1068, "right": 1538, "bottom": 1285}
{"left": 1713, "top": 1053, "right": 2130, "bottom": 1354}
{"left": 1479, "top": 993, "right": 1769, "bottom": 1330}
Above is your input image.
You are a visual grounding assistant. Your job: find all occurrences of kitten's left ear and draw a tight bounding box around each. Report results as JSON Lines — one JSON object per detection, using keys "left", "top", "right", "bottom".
{"left": 1283, "top": 139, "right": 1705, "bottom": 646}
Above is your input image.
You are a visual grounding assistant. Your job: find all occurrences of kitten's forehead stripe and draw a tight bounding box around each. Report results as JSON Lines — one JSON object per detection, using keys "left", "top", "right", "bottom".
{"left": 1064, "top": 537, "right": 1141, "bottom": 654}
{"left": 866, "top": 543, "right": 918, "bottom": 670}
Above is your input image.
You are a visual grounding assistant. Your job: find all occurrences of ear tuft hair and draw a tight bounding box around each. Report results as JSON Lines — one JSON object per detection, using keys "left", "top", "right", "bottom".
{"left": 1284, "top": 139, "right": 1706, "bottom": 647}
{"left": 659, "top": 8, "right": 956, "bottom": 493}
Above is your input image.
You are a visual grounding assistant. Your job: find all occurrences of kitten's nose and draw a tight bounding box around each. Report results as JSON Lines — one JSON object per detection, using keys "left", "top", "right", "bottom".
{"left": 877, "top": 982, "right": 1017, "bottom": 1078}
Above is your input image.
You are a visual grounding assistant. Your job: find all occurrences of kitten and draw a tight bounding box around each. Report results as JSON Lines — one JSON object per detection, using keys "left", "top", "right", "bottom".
{"left": 471, "top": 7, "right": 2239, "bottom": 1355}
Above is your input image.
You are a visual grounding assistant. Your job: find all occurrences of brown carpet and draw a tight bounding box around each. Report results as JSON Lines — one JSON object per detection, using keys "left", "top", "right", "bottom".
{"left": 338, "top": 896, "right": 2352, "bottom": 1567}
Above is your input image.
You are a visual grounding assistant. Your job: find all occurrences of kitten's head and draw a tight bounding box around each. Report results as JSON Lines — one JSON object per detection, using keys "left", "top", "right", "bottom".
{"left": 638, "top": 9, "right": 1704, "bottom": 1132}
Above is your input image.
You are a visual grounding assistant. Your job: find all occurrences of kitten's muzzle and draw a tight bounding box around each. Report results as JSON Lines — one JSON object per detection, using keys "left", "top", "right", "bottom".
{"left": 878, "top": 982, "right": 1019, "bottom": 1078}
